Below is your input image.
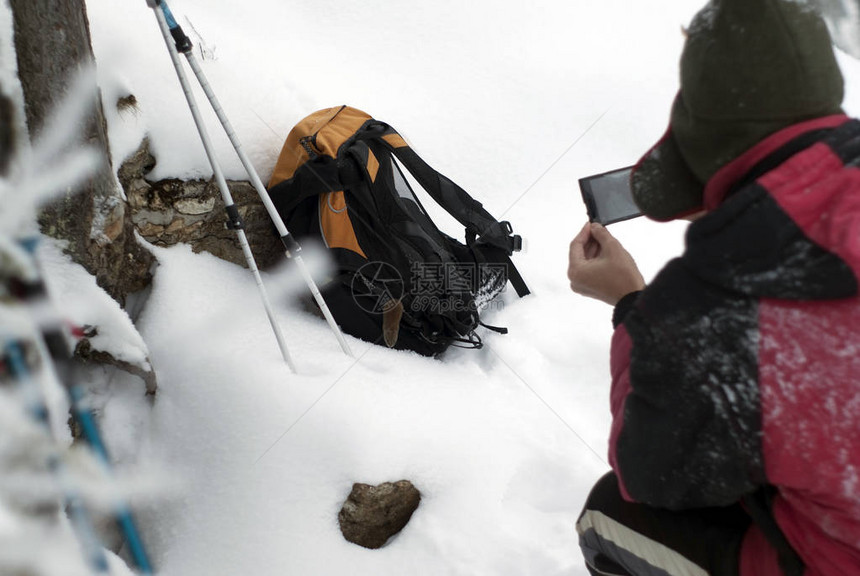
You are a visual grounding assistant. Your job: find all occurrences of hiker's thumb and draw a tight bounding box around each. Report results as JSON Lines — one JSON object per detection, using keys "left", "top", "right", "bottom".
{"left": 589, "top": 223, "right": 616, "bottom": 248}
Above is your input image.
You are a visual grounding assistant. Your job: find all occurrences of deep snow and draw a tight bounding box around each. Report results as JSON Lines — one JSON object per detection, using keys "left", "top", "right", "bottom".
{"left": 84, "top": 1, "right": 860, "bottom": 575}
{"left": 4, "top": 0, "right": 860, "bottom": 574}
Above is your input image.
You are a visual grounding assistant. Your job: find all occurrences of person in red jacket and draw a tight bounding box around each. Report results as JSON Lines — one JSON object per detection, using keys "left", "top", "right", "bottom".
{"left": 567, "top": 0, "right": 860, "bottom": 575}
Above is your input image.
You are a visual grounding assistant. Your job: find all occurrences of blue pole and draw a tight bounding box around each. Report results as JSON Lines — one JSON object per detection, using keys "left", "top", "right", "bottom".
{"left": 68, "top": 385, "right": 153, "bottom": 573}
{"left": 158, "top": 0, "right": 180, "bottom": 30}
{"left": 3, "top": 340, "right": 110, "bottom": 574}
{"left": 12, "top": 238, "right": 154, "bottom": 573}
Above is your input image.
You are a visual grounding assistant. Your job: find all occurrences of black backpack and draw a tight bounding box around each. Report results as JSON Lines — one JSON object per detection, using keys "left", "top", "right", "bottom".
{"left": 267, "top": 106, "right": 529, "bottom": 356}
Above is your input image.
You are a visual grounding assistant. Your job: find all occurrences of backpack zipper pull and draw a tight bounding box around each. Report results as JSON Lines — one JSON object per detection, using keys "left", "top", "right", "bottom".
{"left": 300, "top": 136, "right": 319, "bottom": 159}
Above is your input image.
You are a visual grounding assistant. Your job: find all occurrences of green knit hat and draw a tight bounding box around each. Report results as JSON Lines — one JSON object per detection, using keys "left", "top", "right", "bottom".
{"left": 631, "top": 0, "right": 845, "bottom": 221}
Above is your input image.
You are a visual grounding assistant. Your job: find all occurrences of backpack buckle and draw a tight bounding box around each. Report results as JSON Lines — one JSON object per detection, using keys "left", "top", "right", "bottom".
{"left": 510, "top": 234, "right": 523, "bottom": 252}
{"left": 476, "top": 221, "right": 522, "bottom": 254}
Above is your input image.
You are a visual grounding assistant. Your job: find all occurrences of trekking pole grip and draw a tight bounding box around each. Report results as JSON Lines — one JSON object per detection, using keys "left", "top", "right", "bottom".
{"left": 151, "top": 0, "right": 193, "bottom": 53}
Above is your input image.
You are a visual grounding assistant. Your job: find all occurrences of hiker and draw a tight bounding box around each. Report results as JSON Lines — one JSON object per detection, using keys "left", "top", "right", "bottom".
{"left": 566, "top": 0, "right": 860, "bottom": 575}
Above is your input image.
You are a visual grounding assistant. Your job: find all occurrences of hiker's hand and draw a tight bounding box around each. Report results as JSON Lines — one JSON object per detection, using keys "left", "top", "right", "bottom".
{"left": 568, "top": 222, "right": 645, "bottom": 306}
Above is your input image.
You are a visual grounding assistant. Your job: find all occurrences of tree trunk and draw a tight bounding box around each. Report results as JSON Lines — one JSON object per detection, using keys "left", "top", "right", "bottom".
{"left": 9, "top": 0, "right": 154, "bottom": 306}
{"left": 0, "top": 87, "right": 13, "bottom": 177}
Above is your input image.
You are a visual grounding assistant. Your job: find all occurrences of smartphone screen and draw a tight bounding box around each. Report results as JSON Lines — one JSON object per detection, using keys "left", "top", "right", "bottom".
{"left": 578, "top": 166, "right": 642, "bottom": 226}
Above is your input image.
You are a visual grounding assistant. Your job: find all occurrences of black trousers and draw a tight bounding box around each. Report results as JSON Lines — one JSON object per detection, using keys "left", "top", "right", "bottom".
{"left": 577, "top": 472, "right": 751, "bottom": 576}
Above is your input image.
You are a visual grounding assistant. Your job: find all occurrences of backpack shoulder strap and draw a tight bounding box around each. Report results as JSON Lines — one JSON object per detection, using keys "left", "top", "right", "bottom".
{"left": 356, "top": 122, "right": 530, "bottom": 296}
{"left": 362, "top": 123, "right": 519, "bottom": 252}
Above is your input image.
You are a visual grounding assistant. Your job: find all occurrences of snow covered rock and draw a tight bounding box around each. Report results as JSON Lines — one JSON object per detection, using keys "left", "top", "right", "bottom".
{"left": 338, "top": 480, "right": 421, "bottom": 549}
{"left": 120, "top": 138, "right": 282, "bottom": 270}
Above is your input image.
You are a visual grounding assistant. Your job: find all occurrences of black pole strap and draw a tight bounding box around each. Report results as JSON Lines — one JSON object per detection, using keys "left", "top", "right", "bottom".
{"left": 280, "top": 233, "right": 302, "bottom": 257}
{"left": 225, "top": 204, "right": 244, "bottom": 230}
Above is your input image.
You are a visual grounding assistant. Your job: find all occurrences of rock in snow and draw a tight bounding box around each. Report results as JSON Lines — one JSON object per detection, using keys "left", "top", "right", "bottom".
{"left": 338, "top": 480, "right": 421, "bottom": 549}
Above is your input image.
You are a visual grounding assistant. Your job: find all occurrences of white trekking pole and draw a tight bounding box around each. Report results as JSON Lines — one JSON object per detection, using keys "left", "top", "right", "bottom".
{"left": 148, "top": 0, "right": 297, "bottom": 371}
{"left": 149, "top": 0, "right": 353, "bottom": 358}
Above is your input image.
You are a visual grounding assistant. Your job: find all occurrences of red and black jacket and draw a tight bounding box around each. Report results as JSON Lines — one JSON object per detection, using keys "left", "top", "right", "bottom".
{"left": 610, "top": 115, "right": 860, "bottom": 576}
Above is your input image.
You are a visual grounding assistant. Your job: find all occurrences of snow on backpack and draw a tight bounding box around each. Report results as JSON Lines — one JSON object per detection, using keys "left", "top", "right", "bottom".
{"left": 266, "top": 106, "right": 529, "bottom": 356}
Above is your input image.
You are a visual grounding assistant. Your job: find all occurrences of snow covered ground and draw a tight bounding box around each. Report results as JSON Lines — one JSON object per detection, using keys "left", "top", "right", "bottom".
{"left": 11, "top": 0, "right": 860, "bottom": 574}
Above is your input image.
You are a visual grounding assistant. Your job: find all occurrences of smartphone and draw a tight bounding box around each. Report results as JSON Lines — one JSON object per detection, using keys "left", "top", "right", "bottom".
{"left": 578, "top": 165, "right": 642, "bottom": 226}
